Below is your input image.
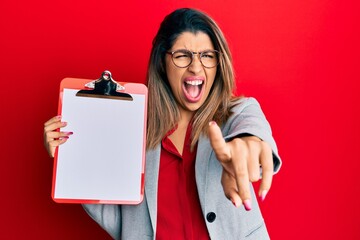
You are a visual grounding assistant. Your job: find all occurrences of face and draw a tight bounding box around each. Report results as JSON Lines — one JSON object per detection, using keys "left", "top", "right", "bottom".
{"left": 165, "top": 31, "right": 217, "bottom": 116}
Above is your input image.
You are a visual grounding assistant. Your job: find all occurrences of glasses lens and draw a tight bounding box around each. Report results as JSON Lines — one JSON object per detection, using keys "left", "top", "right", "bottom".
{"left": 200, "top": 50, "right": 219, "bottom": 68}
{"left": 172, "top": 50, "right": 192, "bottom": 68}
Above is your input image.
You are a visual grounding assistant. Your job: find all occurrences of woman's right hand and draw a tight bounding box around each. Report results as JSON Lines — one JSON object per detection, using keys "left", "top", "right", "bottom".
{"left": 43, "top": 115, "right": 73, "bottom": 158}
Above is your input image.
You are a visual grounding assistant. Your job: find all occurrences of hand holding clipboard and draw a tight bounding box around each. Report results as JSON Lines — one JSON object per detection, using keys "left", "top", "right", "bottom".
{"left": 45, "top": 71, "right": 147, "bottom": 205}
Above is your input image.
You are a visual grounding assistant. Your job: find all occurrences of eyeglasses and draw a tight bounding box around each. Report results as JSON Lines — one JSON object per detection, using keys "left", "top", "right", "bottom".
{"left": 166, "top": 49, "right": 220, "bottom": 68}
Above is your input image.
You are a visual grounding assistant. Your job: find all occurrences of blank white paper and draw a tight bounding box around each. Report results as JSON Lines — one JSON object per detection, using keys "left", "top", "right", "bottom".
{"left": 54, "top": 89, "right": 145, "bottom": 202}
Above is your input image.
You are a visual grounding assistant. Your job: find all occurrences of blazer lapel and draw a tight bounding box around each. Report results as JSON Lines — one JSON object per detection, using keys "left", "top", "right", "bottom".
{"left": 144, "top": 145, "right": 161, "bottom": 233}
{"left": 145, "top": 137, "right": 212, "bottom": 231}
{"left": 195, "top": 135, "right": 212, "bottom": 208}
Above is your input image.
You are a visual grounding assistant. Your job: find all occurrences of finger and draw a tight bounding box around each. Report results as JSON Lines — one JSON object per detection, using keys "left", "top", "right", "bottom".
{"left": 258, "top": 141, "right": 273, "bottom": 201}
{"left": 44, "top": 115, "right": 62, "bottom": 127}
{"left": 45, "top": 131, "right": 73, "bottom": 142}
{"left": 246, "top": 140, "right": 261, "bottom": 182}
{"left": 221, "top": 170, "right": 242, "bottom": 208}
{"left": 44, "top": 121, "right": 68, "bottom": 146}
{"left": 44, "top": 121, "right": 67, "bottom": 134}
{"left": 208, "top": 121, "right": 231, "bottom": 162}
{"left": 48, "top": 138, "right": 69, "bottom": 158}
{"left": 48, "top": 138, "right": 69, "bottom": 147}
{"left": 228, "top": 139, "right": 252, "bottom": 210}
{"left": 43, "top": 116, "right": 71, "bottom": 158}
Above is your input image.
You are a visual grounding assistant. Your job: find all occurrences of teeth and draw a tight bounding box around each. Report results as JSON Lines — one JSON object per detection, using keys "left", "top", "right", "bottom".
{"left": 185, "top": 80, "right": 203, "bottom": 86}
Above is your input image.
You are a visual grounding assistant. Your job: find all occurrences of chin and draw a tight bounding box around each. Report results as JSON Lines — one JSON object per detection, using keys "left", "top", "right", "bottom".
{"left": 184, "top": 102, "right": 204, "bottom": 112}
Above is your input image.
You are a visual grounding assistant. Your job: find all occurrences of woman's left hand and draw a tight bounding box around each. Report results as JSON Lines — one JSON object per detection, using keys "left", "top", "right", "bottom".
{"left": 208, "top": 121, "right": 273, "bottom": 211}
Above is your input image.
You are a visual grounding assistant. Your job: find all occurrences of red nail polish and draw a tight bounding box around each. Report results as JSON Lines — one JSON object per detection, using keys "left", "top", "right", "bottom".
{"left": 66, "top": 132, "right": 73, "bottom": 135}
{"left": 243, "top": 199, "right": 252, "bottom": 211}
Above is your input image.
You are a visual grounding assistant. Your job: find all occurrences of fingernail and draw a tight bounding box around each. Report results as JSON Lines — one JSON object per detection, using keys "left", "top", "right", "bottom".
{"left": 209, "top": 121, "right": 217, "bottom": 126}
{"left": 231, "top": 198, "right": 240, "bottom": 208}
{"left": 243, "top": 199, "right": 252, "bottom": 211}
{"left": 65, "top": 132, "right": 73, "bottom": 135}
{"left": 61, "top": 136, "right": 69, "bottom": 140}
{"left": 260, "top": 190, "right": 268, "bottom": 202}
{"left": 56, "top": 115, "right": 62, "bottom": 119}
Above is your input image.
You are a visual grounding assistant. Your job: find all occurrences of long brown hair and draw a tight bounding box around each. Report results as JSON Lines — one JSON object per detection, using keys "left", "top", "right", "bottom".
{"left": 146, "top": 8, "right": 238, "bottom": 150}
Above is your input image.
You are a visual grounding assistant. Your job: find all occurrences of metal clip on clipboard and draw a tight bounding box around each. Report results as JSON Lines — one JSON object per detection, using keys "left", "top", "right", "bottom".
{"left": 76, "top": 70, "right": 133, "bottom": 101}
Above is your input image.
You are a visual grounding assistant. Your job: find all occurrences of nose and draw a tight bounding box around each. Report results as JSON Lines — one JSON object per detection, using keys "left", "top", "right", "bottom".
{"left": 188, "top": 53, "right": 203, "bottom": 74}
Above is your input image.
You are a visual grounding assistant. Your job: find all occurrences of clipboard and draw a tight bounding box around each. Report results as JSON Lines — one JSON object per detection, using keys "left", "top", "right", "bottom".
{"left": 52, "top": 71, "right": 147, "bottom": 205}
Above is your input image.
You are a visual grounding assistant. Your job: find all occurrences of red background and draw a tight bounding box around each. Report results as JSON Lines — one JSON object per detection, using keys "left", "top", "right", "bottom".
{"left": 1, "top": 0, "right": 359, "bottom": 239}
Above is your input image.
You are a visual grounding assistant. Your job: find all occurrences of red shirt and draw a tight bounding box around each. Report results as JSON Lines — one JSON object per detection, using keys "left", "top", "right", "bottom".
{"left": 156, "top": 123, "right": 210, "bottom": 240}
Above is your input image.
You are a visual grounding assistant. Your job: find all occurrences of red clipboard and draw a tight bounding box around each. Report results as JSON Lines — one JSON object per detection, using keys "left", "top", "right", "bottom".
{"left": 52, "top": 71, "right": 147, "bottom": 205}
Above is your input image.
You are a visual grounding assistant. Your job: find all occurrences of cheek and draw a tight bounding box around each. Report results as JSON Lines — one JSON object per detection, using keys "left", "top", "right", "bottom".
{"left": 206, "top": 69, "right": 217, "bottom": 90}
{"left": 166, "top": 64, "right": 185, "bottom": 91}
{"left": 166, "top": 69, "right": 179, "bottom": 91}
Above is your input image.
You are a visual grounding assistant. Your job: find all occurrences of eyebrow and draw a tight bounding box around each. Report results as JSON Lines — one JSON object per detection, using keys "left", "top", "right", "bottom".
{"left": 170, "top": 48, "right": 216, "bottom": 52}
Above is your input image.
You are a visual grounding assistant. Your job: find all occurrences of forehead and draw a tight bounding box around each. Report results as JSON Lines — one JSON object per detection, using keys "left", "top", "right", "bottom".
{"left": 171, "top": 31, "right": 214, "bottom": 50}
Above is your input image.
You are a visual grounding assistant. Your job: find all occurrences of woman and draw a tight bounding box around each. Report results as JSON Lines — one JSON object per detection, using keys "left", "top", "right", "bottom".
{"left": 44, "top": 8, "right": 281, "bottom": 240}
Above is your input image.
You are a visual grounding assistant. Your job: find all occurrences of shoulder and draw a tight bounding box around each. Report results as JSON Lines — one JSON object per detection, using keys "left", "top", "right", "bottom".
{"left": 229, "top": 96, "right": 261, "bottom": 115}
{"left": 221, "top": 96, "right": 268, "bottom": 136}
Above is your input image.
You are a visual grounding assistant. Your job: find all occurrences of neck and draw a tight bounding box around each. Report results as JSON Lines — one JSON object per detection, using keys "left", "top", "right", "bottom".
{"left": 168, "top": 107, "right": 194, "bottom": 155}
{"left": 178, "top": 107, "right": 195, "bottom": 126}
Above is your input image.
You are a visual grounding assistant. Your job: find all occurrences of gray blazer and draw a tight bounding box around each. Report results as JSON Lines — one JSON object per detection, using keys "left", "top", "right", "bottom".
{"left": 83, "top": 97, "right": 282, "bottom": 240}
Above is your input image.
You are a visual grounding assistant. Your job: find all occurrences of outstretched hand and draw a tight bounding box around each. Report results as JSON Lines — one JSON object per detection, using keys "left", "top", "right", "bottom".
{"left": 208, "top": 121, "right": 273, "bottom": 210}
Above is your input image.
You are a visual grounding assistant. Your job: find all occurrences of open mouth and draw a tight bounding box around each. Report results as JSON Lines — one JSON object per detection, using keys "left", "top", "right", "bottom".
{"left": 182, "top": 79, "right": 204, "bottom": 103}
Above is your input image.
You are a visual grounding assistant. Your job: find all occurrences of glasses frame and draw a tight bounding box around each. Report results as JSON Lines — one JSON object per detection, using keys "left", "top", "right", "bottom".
{"left": 166, "top": 49, "right": 221, "bottom": 69}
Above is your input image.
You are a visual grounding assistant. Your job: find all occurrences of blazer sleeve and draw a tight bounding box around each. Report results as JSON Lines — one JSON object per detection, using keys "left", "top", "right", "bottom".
{"left": 82, "top": 204, "right": 121, "bottom": 239}
{"left": 223, "top": 97, "right": 282, "bottom": 173}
